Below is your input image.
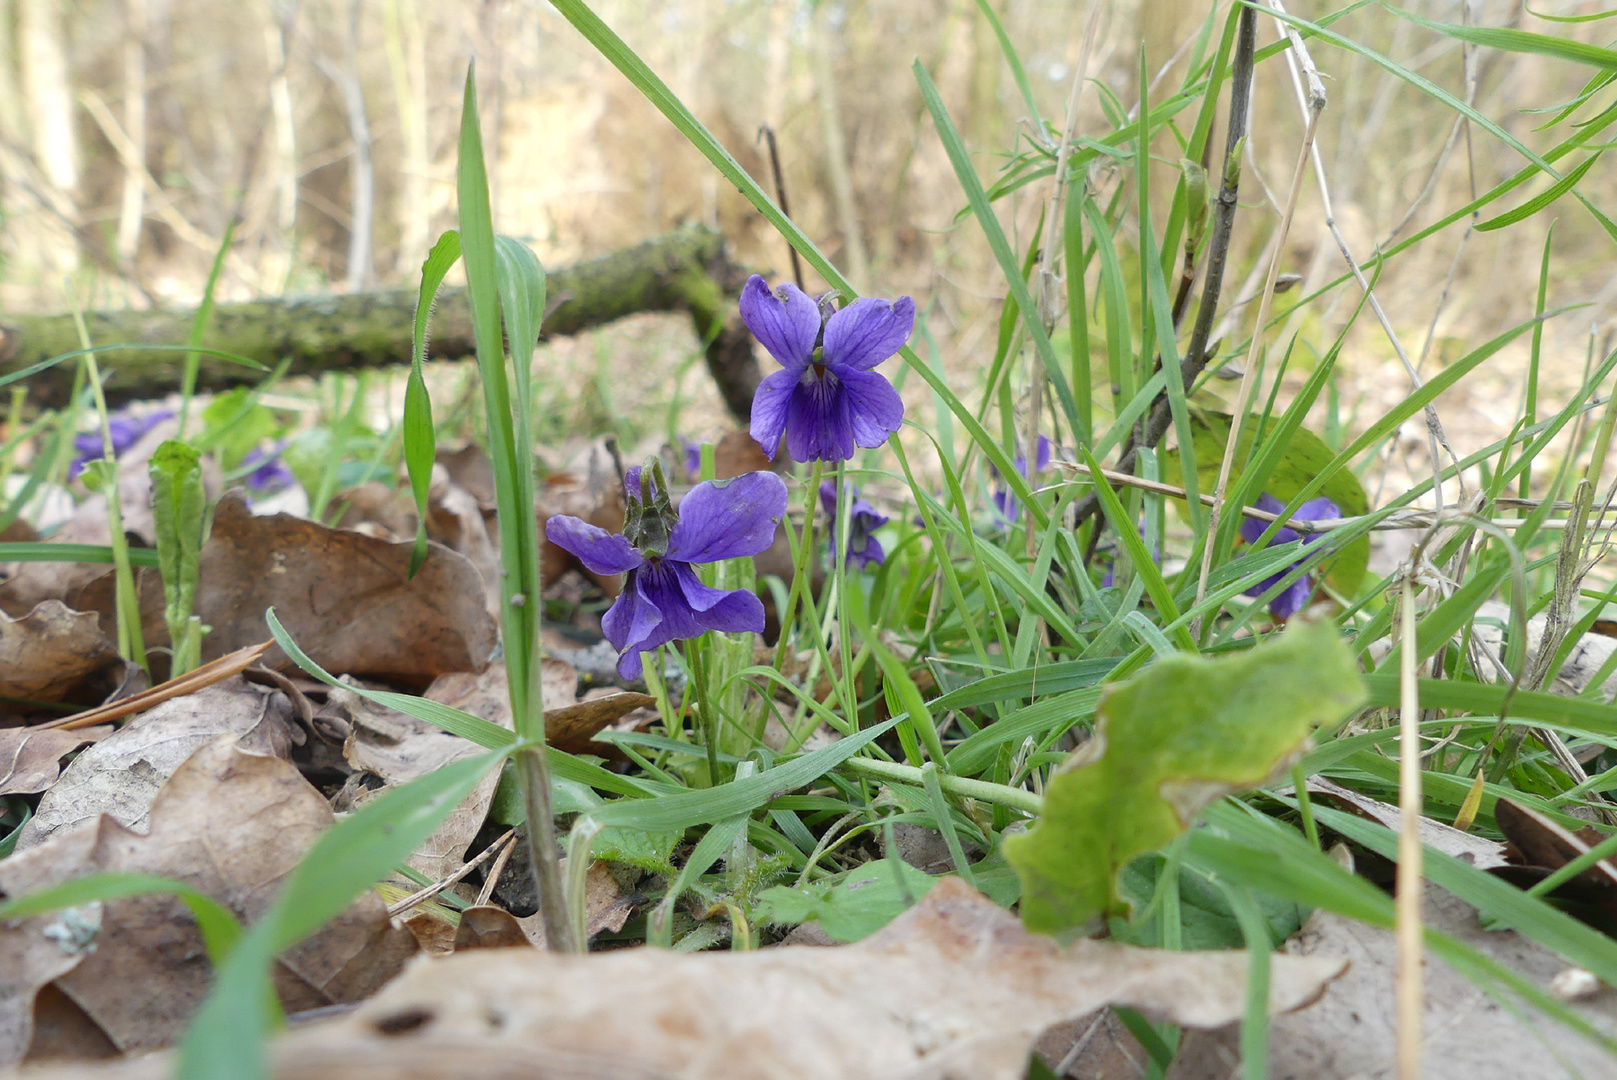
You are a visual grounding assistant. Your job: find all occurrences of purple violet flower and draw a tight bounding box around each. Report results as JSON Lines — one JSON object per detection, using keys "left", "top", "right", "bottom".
{"left": 991, "top": 435, "right": 1052, "bottom": 525}
{"left": 241, "top": 442, "right": 296, "bottom": 497}
{"left": 740, "top": 275, "right": 912, "bottom": 462}
{"left": 1238, "top": 492, "right": 1340, "bottom": 620}
{"left": 819, "top": 481, "right": 889, "bottom": 570}
{"left": 69, "top": 408, "right": 174, "bottom": 478}
{"left": 682, "top": 440, "right": 703, "bottom": 482}
{"left": 545, "top": 464, "right": 788, "bottom": 680}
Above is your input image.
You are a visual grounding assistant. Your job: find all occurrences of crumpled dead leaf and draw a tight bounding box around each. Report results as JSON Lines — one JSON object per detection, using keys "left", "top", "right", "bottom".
{"left": 0, "top": 736, "right": 416, "bottom": 1064}
{"left": 16, "top": 676, "right": 297, "bottom": 849}
{"left": 444, "top": 862, "right": 633, "bottom": 952}
{"left": 195, "top": 492, "right": 496, "bottom": 681}
{"left": 1307, "top": 777, "right": 1510, "bottom": 870}
{"left": 0, "top": 725, "right": 112, "bottom": 797}
{"left": 1169, "top": 884, "right": 1617, "bottom": 1080}
{"left": 0, "top": 602, "right": 120, "bottom": 702}
{"left": 21, "top": 877, "right": 1347, "bottom": 1080}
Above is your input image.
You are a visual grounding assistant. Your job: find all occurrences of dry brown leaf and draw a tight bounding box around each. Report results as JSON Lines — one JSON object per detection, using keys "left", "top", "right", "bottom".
{"left": 16, "top": 677, "right": 297, "bottom": 849}
{"left": 334, "top": 665, "right": 524, "bottom": 881}
{"left": 513, "top": 861, "right": 633, "bottom": 948}
{"left": 450, "top": 906, "right": 530, "bottom": 951}
{"left": 0, "top": 726, "right": 111, "bottom": 796}
{"left": 19, "top": 987, "right": 118, "bottom": 1066}
{"left": 194, "top": 492, "right": 497, "bottom": 681}
{"left": 23, "top": 877, "right": 1345, "bottom": 1080}
{"left": 545, "top": 690, "right": 655, "bottom": 753}
{"left": 0, "top": 602, "right": 120, "bottom": 702}
{"left": 435, "top": 445, "right": 494, "bottom": 508}
{"left": 0, "top": 736, "right": 415, "bottom": 1064}
{"left": 338, "top": 659, "right": 600, "bottom": 883}
{"left": 1169, "top": 885, "right": 1617, "bottom": 1080}
{"left": 1308, "top": 777, "right": 1510, "bottom": 870}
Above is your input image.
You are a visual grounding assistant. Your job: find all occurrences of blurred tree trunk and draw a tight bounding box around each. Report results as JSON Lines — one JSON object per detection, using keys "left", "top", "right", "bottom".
{"left": 17, "top": 0, "right": 78, "bottom": 278}
{"left": 0, "top": 226, "right": 764, "bottom": 424}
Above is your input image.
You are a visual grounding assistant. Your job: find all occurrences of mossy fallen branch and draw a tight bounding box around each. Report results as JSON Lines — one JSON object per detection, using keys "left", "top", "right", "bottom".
{"left": 0, "top": 225, "right": 762, "bottom": 422}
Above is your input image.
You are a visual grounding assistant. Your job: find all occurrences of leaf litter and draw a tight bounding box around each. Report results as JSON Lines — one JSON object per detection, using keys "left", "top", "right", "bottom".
{"left": 19, "top": 878, "right": 1346, "bottom": 1080}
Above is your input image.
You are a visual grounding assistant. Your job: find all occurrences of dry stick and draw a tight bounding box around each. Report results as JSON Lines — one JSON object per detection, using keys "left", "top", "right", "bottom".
{"left": 1395, "top": 568, "right": 1425, "bottom": 1080}
{"left": 1269, "top": 1, "right": 1461, "bottom": 506}
{"left": 1070, "top": 4, "right": 1258, "bottom": 540}
{"left": 475, "top": 829, "right": 520, "bottom": 907}
{"left": 388, "top": 828, "right": 517, "bottom": 918}
{"left": 1193, "top": 49, "right": 1324, "bottom": 630}
{"left": 759, "top": 125, "right": 804, "bottom": 293}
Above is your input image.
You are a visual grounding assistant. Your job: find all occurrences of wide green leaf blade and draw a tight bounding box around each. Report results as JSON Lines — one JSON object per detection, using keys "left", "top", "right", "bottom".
{"left": 1006, "top": 620, "right": 1366, "bottom": 935}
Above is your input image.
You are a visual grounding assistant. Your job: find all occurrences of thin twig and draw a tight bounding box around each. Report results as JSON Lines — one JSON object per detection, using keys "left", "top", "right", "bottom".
{"left": 759, "top": 125, "right": 804, "bottom": 292}
{"left": 1268, "top": 0, "right": 1461, "bottom": 507}
{"left": 1070, "top": 4, "right": 1257, "bottom": 538}
{"left": 387, "top": 829, "right": 517, "bottom": 918}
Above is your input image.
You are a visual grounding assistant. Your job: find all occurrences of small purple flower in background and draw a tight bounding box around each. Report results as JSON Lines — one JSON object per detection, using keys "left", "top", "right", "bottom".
{"left": 740, "top": 275, "right": 912, "bottom": 462}
{"left": 819, "top": 481, "right": 889, "bottom": 570}
{"left": 682, "top": 440, "right": 703, "bottom": 482}
{"left": 1238, "top": 492, "right": 1340, "bottom": 620}
{"left": 991, "top": 435, "right": 1052, "bottom": 525}
{"left": 240, "top": 441, "right": 296, "bottom": 497}
{"left": 545, "top": 464, "right": 788, "bottom": 680}
{"left": 69, "top": 408, "right": 174, "bottom": 478}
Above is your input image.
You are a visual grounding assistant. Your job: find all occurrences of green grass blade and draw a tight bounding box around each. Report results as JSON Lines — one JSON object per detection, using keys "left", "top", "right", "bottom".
{"left": 914, "top": 61, "right": 1079, "bottom": 439}
{"left": 404, "top": 229, "right": 463, "bottom": 576}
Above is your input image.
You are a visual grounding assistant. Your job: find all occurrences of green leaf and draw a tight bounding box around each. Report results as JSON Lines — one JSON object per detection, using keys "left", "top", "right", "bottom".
{"left": 404, "top": 230, "right": 462, "bottom": 576}
{"left": 1164, "top": 411, "right": 1371, "bottom": 595}
{"left": 0, "top": 543, "right": 161, "bottom": 567}
{"left": 149, "top": 439, "right": 206, "bottom": 675}
{"left": 1005, "top": 619, "right": 1367, "bottom": 936}
{"left": 755, "top": 859, "right": 938, "bottom": 942}
{"left": 1477, "top": 152, "right": 1603, "bottom": 232}
{"left": 1116, "top": 857, "right": 1304, "bottom": 950}
{"left": 1394, "top": 8, "right": 1617, "bottom": 70}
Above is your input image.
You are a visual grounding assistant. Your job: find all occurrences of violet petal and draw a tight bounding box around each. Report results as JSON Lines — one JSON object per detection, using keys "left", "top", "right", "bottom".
{"left": 783, "top": 373, "right": 857, "bottom": 463}
{"left": 822, "top": 295, "right": 914, "bottom": 371}
{"left": 545, "top": 515, "right": 645, "bottom": 575}
{"left": 838, "top": 366, "right": 905, "bottom": 449}
{"left": 749, "top": 366, "right": 801, "bottom": 460}
{"left": 674, "top": 563, "right": 765, "bottom": 632}
{"left": 666, "top": 471, "right": 788, "bottom": 564}
{"left": 739, "top": 276, "right": 819, "bottom": 369}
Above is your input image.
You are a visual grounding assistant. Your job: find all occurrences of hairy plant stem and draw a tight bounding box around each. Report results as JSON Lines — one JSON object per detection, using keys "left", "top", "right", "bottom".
{"left": 834, "top": 461, "right": 858, "bottom": 730}
{"left": 1072, "top": 4, "right": 1256, "bottom": 543}
{"left": 520, "top": 633, "right": 578, "bottom": 952}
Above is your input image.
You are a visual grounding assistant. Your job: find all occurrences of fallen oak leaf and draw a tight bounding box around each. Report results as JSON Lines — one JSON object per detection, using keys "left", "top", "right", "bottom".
{"left": 195, "top": 492, "right": 496, "bottom": 682}
{"left": 0, "top": 726, "right": 112, "bottom": 797}
{"left": 8, "top": 877, "right": 1347, "bottom": 1080}
{"left": 17, "top": 676, "right": 298, "bottom": 849}
{"left": 0, "top": 736, "right": 416, "bottom": 1062}
{"left": 0, "top": 601, "right": 121, "bottom": 703}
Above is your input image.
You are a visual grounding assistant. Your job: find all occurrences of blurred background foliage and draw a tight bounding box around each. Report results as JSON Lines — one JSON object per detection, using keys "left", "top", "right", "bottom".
{"left": 0, "top": 0, "right": 1613, "bottom": 458}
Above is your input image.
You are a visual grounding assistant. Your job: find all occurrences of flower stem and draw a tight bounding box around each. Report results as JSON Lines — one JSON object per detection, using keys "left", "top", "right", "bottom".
{"left": 834, "top": 462, "right": 858, "bottom": 730}
{"left": 684, "top": 639, "right": 722, "bottom": 785}
{"left": 771, "top": 460, "right": 824, "bottom": 670}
